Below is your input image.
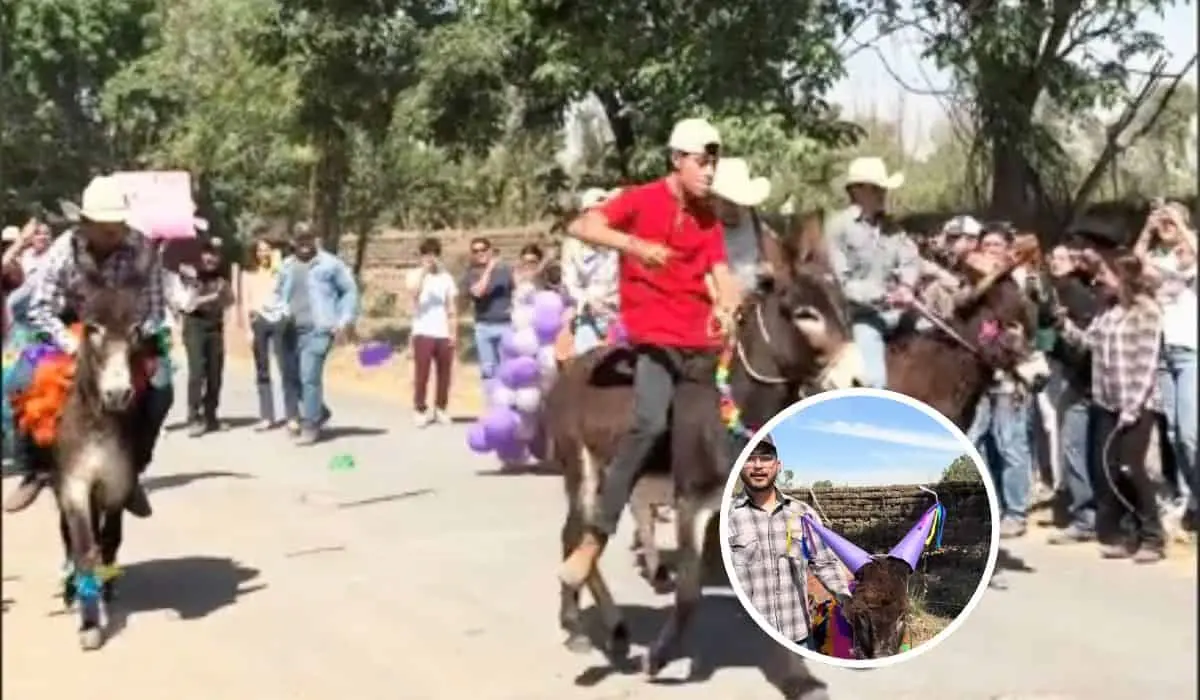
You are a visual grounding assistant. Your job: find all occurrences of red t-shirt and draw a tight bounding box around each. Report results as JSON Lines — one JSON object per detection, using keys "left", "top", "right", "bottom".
{"left": 599, "top": 180, "right": 728, "bottom": 349}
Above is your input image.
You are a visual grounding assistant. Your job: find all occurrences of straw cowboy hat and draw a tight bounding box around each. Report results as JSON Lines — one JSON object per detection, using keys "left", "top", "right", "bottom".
{"left": 845, "top": 157, "right": 904, "bottom": 190}
{"left": 1, "top": 225, "right": 19, "bottom": 243}
{"left": 712, "top": 157, "right": 771, "bottom": 208}
{"left": 78, "top": 175, "right": 134, "bottom": 223}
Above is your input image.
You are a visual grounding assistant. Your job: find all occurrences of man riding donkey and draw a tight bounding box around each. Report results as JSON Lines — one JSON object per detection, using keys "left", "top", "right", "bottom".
{"left": 824, "top": 157, "right": 922, "bottom": 388}
{"left": 558, "top": 117, "right": 743, "bottom": 587}
{"left": 4, "top": 175, "right": 173, "bottom": 517}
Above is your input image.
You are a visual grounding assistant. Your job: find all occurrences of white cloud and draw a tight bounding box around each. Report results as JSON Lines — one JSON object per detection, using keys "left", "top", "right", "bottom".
{"left": 806, "top": 420, "right": 965, "bottom": 452}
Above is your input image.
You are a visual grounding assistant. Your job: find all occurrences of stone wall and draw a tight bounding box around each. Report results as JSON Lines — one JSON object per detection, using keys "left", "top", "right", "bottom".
{"left": 784, "top": 482, "right": 991, "bottom": 552}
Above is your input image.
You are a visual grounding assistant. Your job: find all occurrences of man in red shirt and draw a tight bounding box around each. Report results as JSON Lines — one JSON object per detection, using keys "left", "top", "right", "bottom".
{"left": 559, "top": 117, "right": 742, "bottom": 588}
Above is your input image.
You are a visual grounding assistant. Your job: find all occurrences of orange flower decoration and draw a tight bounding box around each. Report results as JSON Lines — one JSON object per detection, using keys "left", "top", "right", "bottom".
{"left": 12, "top": 325, "right": 83, "bottom": 447}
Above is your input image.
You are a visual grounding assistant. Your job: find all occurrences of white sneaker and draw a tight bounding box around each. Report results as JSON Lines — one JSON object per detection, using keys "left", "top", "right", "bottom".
{"left": 413, "top": 411, "right": 433, "bottom": 428}
{"left": 433, "top": 409, "right": 452, "bottom": 425}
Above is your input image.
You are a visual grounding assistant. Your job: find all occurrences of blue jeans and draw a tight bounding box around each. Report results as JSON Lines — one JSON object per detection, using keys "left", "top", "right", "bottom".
{"left": 473, "top": 321, "right": 508, "bottom": 380}
{"left": 968, "top": 392, "right": 1033, "bottom": 522}
{"left": 295, "top": 326, "right": 333, "bottom": 430}
{"left": 1158, "top": 345, "right": 1197, "bottom": 505}
{"left": 573, "top": 316, "right": 609, "bottom": 355}
{"left": 1059, "top": 396, "right": 1096, "bottom": 532}
{"left": 252, "top": 317, "right": 298, "bottom": 423}
{"left": 851, "top": 313, "right": 890, "bottom": 388}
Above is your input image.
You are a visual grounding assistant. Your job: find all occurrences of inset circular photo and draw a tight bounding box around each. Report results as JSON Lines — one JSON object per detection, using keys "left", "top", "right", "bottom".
{"left": 720, "top": 387, "right": 1000, "bottom": 669}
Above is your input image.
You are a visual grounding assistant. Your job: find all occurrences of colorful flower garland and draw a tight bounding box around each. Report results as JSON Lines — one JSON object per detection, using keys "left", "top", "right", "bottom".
{"left": 715, "top": 345, "right": 756, "bottom": 440}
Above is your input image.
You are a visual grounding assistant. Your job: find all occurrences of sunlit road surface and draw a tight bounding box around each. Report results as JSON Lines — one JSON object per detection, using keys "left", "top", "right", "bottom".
{"left": 3, "top": 374, "right": 1195, "bottom": 700}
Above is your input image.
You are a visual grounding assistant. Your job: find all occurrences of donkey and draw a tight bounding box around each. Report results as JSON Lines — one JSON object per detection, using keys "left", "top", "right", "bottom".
{"left": 802, "top": 500, "right": 947, "bottom": 659}
{"left": 885, "top": 242, "right": 1050, "bottom": 429}
{"left": 52, "top": 286, "right": 151, "bottom": 650}
{"left": 543, "top": 229, "right": 866, "bottom": 683}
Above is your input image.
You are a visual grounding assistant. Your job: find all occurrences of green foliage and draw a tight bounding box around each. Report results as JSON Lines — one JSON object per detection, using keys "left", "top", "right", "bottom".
{"left": 812, "top": 479, "right": 834, "bottom": 489}
{"left": 940, "top": 454, "right": 983, "bottom": 483}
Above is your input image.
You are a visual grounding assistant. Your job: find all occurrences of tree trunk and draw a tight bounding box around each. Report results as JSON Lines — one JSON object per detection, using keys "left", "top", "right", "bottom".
{"left": 312, "top": 124, "right": 348, "bottom": 254}
{"left": 596, "top": 90, "right": 636, "bottom": 179}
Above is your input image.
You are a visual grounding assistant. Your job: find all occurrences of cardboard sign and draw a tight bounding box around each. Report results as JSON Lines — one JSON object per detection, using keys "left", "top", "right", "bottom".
{"left": 112, "top": 171, "right": 201, "bottom": 240}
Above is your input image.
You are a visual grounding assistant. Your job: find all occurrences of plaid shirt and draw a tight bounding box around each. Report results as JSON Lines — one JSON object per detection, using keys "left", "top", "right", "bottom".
{"left": 727, "top": 491, "right": 853, "bottom": 643}
{"left": 1062, "top": 298, "right": 1162, "bottom": 416}
{"left": 28, "top": 229, "right": 165, "bottom": 352}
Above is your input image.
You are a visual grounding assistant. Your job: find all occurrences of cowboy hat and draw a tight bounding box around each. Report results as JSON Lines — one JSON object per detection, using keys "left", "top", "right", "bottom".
{"left": 712, "top": 158, "right": 771, "bottom": 208}
{"left": 78, "top": 175, "right": 133, "bottom": 223}
{"left": 1, "top": 225, "right": 18, "bottom": 243}
{"left": 845, "top": 157, "right": 904, "bottom": 190}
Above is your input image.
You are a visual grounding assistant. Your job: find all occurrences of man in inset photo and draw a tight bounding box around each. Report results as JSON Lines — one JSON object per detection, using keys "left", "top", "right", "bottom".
{"left": 726, "top": 435, "right": 853, "bottom": 650}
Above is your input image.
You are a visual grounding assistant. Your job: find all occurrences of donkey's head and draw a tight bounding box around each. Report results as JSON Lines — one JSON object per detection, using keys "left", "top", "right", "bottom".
{"left": 75, "top": 287, "right": 146, "bottom": 414}
{"left": 804, "top": 502, "right": 945, "bottom": 659}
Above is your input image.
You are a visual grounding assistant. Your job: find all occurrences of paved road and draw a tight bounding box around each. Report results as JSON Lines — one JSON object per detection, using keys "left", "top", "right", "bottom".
{"left": 3, "top": 372, "right": 1196, "bottom": 700}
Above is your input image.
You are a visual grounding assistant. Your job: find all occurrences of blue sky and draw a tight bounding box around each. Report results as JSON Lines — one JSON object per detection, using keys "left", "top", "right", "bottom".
{"left": 830, "top": 6, "right": 1199, "bottom": 154}
{"left": 767, "top": 395, "right": 969, "bottom": 487}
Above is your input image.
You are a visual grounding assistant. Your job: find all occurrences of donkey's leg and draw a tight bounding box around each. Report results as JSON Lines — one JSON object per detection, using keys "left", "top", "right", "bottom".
{"left": 583, "top": 569, "right": 630, "bottom": 662}
{"left": 59, "top": 481, "right": 103, "bottom": 650}
{"left": 629, "top": 479, "right": 661, "bottom": 582}
{"left": 761, "top": 641, "right": 830, "bottom": 700}
{"left": 643, "top": 490, "right": 714, "bottom": 677}
{"left": 98, "top": 509, "right": 124, "bottom": 602}
{"left": 560, "top": 505, "right": 591, "bottom": 653}
{"left": 59, "top": 509, "right": 77, "bottom": 608}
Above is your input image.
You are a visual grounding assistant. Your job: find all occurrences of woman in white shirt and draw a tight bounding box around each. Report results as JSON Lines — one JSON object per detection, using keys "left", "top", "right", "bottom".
{"left": 407, "top": 237, "right": 459, "bottom": 427}
{"left": 1135, "top": 201, "right": 1198, "bottom": 511}
{"left": 562, "top": 188, "right": 620, "bottom": 355}
{"left": 238, "top": 238, "right": 294, "bottom": 431}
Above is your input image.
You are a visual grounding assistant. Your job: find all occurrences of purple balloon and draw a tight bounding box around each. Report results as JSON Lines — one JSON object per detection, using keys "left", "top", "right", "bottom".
{"left": 497, "top": 356, "right": 540, "bottom": 389}
{"left": 509, "top": 327, "right": 540, "bottom": 357}
{"left": 499, "top": 329, "right": 522, "bottom": 359}
{"left": 532, "top": 305, "right": 564, "bottom": 344}
{"left": 480, "top": 406, "right": 521, "bottom": 444}
{"left": 532, "top": 290, "right": 565, "bottom": 318}
{"left": 466, "top": 421, "right": 492, "bottom": 454}
{"left": 358, "top": 341, "right": 394, "bottom": 367}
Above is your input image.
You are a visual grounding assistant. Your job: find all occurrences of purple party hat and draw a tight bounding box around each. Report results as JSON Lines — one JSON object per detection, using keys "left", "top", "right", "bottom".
{"left": 887, "top": 503, "right": 945, "bottom": 571}
{"left": 801, "top": 513, "right": 873, "bottom": 574}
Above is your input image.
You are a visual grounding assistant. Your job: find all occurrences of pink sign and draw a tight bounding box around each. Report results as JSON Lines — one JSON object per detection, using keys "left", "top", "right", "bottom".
{"left": 112, "top": 171, "right": 200, "bottom": 240}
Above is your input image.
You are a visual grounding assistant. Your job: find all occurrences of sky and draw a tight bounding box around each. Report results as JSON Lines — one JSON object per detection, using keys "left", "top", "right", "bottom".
{"left": 830, "top": 5, "right": 1200, "bottom": 155}
{"left": 766, "top": 395, "right": 970, "bottom": 487}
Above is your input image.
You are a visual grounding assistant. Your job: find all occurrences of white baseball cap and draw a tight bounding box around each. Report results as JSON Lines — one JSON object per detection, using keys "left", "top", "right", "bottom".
{"left": 943, "top": 215, "right": 982, "bottom": 237}
{"left": 668, "top": 118, "right": 721, "bottom": 154}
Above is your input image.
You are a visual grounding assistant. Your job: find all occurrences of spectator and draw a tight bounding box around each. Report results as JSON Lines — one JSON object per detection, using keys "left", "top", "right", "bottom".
{"left": 561, "top": 188, "right": 620, "bottom": 355}
{"left": 1058, "top": 254, "right": 1166, "bottom": 563}
{"left": 1044, "top": 243, "right": 1102, "bottom": 544}
{"left": 274, "top": 226, "right": 359, "bottom": 445}
{"left": 178, "top": 238, "right": 235, "bottom": 436}
{"left": 514, "top": 243, "right": 545, "bottom": 295}
{"left": 710, "top": 157, "right": 777, "bottom": 296}
{"left": 241, "top": 236, "right": 296, "bottom": 431}
{"left": 462, "top": 237, "right": 514, "bottom": 381}
{"left": 1134, "top": 201, "right": 1197, "bottom": 517}
{"left": 406, "top": 237, "right": 458, "bottom": 427}
{"left": 967, "top": 222, "right": 1034, "bottom": 539}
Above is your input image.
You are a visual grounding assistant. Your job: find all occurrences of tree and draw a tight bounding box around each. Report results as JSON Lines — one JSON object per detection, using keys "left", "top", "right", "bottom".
{"left": 940, "top": 454, "right": 982, "bottom": 483}
{"left": 867, "top": 0, "right": 1197, "bottom": 224}
{"left": 812, "top": 479, "right": 834, "bottom": 489}
{"left": 777, "top": 469, "right": 796, "bottom": 488}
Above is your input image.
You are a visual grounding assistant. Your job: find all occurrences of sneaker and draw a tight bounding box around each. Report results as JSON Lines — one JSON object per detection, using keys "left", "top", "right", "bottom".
{"left": 3, "top": 474, "right": 47, "bottom": 513}
{"left": 999, "top": 518, "right": 1027, "bottom": 539}
{"left": 559, "top": 531, "right": 607, "bottom": 588}
{"left": 286, "top": 419, "right": 301, "bottom": 436}
{"left": 253, "top": 420, "right": 275, "bottom": 432}
{"left": 294, "top": 428, "right": 319, "bottom": 446}
{"left": 413, "top": 411, "right": 433, "bottom": 428}
{"left": 124, "top": 483, "right": 152, "bottom": 518}
{"left": 1099, "top": 542, "right": 1131, "bottom": 559}
{"left": 317, "top": 406, "right": 332, "bottom": 428}
{"left": 1131, "top": 544, "right": 1165, "bottom": 564}
{"left": 1047, "top": 525, "right": 1095, "bottom": 545}
{"left": 187, "top": 422, "right": 208, "bottom": 438}
{"left": 432, "top": 409, "right": 452, "bottom": 426}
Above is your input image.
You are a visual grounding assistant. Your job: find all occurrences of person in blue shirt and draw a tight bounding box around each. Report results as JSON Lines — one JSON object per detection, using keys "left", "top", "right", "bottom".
{"left": 272, "top": 227, "right": 359, "bottom": 445}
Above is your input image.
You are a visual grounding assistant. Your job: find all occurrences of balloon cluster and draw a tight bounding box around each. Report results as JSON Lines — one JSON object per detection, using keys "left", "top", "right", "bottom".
{"left": 466, "top": 287, "right": 567, "bottom": 463}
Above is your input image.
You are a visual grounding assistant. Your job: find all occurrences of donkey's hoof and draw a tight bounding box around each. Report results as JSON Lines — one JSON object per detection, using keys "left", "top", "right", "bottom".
{"left": 563, "top": 632, "right": 593, "bottom": 654}
{"left": 641, "top": 650, "right": 667, "bottom": 678}
{"left": 78, "top": 627, "right": 104, "bottom": 651}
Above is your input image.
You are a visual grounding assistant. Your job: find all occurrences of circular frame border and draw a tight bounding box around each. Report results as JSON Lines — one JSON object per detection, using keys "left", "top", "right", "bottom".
{"left": 718, "top": 387, "right": 1002, "bottom": 670}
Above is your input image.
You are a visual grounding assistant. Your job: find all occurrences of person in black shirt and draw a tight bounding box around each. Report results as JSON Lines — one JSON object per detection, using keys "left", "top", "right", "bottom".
{"left": 180, "top": 238, "right": 234, "bottom": 436}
